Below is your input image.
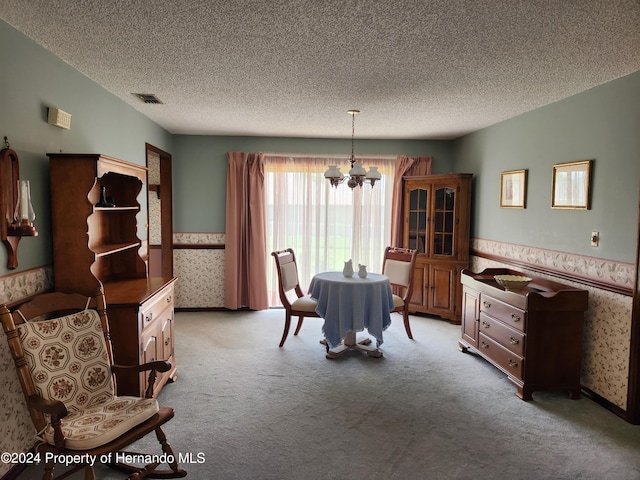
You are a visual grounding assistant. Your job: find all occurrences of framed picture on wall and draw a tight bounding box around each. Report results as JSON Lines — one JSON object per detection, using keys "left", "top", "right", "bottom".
{"left": 500, "top": 169, "right": 527, "bottom": 208}
{"left": 551, "top": 160, "right": 592, "bottom": 209}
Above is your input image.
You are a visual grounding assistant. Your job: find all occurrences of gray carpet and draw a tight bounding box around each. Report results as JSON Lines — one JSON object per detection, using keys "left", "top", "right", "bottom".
{"left": 20, "top": 309, "right": 640, "bottom": 479}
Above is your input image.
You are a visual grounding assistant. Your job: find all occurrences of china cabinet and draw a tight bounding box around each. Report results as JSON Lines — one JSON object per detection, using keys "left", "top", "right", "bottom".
{"left": 459, "top": 268, "right": 588, "bottom": 400}
{"left": 48, "top": 153, "right": 177, "bottom": 397}
{"left": 402, "top": 174, "right": 472, "bottom": 323}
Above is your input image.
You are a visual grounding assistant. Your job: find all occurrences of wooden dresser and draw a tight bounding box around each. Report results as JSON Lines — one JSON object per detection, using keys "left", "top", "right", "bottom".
{"left": 459, "top": 268, "right": 589, "bottom": 400}
{"left": 48, "top": 153, "right": 177, "bottom": 397}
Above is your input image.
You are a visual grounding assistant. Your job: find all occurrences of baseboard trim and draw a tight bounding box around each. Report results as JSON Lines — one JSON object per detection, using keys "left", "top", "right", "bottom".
{"left": 175, "top": 306, "right": 250, "bottom": 312}
{"left": 581, "top": 387, "right": 637, "bottom": 425}
{"left": 0, "top": 455, "right": 30, "bottom": 480}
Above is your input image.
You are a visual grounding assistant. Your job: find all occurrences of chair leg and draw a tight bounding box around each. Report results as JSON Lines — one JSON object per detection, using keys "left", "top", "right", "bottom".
{"left": 293, "top": 316, "right": 304, "bottom": 336}
{"left": 155, "top": 426, "right": 187, "bottom": 477}
{"left": 43, "top": 462, "right": 55, "bottom": 480}
{"left": 84, "top": 465, "right": 96, "bottom": 480}
{"left": 279, "top": 312, "right": 292, "bottom": 347}
{"left": 403, "top": 309, "right": 413, "bottom": 340}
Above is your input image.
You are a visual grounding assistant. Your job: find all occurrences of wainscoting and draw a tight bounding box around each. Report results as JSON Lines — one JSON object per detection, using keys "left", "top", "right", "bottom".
{"left": 173, "top": 232, "right": 225, "bottom": 309}
{"left": 0, "top": 267, "right": 53, "bottom": 478}
{"left": 0, "top": 238, "right": 636, "bottom": 477}
{"left": 471, "top": 238, "right": 634, "bottom": 413}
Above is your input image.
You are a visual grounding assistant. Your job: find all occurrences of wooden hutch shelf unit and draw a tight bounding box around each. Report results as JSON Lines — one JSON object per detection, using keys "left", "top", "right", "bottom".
{"left": 48, "top": 153, "right": 177, "bottom": 398}
{"left": 402, "top": 174, "right": 472, "bottom": 324}
{"left": 459, "top": 268, "right": 589, "bottom": 400}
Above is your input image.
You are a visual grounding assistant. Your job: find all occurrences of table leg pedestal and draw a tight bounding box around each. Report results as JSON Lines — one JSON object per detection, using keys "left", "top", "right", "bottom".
{"left": 321, "top": 331, "right": 383, "bottom": 359}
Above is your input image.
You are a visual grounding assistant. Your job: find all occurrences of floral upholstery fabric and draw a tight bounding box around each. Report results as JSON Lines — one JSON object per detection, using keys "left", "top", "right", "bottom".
{"left": 17, "top": 309, "right": 159, "bottom": 450}
{"left": 17, "top": 309, "right": 115, "bottom": 409}
{"left": 41, "top": 396, "right": 158, "bottom": 450}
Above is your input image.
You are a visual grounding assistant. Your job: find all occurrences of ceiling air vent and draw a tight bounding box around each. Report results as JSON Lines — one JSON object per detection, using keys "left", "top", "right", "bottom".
{"left": 133, "top": 93, "right": 163, "bottom": 104}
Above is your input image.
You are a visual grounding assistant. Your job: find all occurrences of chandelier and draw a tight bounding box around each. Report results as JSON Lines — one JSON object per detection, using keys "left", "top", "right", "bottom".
{"left": 324, "top": 110, "right": 381, "bottom": 188}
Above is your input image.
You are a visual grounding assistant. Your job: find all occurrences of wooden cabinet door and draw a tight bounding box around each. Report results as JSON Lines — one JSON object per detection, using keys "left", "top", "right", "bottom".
{"left": 429, "top": 181, "right": 459, "bottom": 259}
{"left": 461, "top": 286, "right": 480, "bottom": 348}
{"left": 427, "top": 264, "right": 455, "bottom": 316}
{"left": 404, "top": 183, "right": 429, "bottom": 256}
{"left": 408, "top": 264, "right": 427, "bottom": 311}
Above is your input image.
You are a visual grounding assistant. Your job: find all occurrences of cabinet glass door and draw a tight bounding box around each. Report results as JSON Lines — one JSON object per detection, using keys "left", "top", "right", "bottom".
{"left": 408, "top": 188, "right": 428, "bottom": 254}
{"left": 433, "top": 186, "right": 456, "bottom": 256}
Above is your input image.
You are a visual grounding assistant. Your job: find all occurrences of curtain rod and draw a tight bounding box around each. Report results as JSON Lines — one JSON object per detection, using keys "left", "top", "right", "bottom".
{"left": 262, "top": 152, "right": 398, "bottom": 160}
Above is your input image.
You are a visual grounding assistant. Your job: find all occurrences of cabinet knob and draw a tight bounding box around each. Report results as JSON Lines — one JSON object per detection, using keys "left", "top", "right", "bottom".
{"left": 482, "top": 300, "right": 491, "bottom": 308}
{"left": 481, "top": 321, "right": 490, "bottom": 329}
{"left": 511, "top": 313, "right": 521, "bottom": 322}
{"left": 508, "top": 359, "right": 518, "bottom": 368}
{"left": 509, "top": 337, "right": 519, "bottom": 345}
{"left": 145, "top": 312, "right": 153, "bottom": 322}
{"left": 481, "top": 341, "right": 489, "bottom": 349}
{"left": 166, "top": 296, "right": 172, "bottom": 303}
{"left": 165, "top": 337, "right": 170, "bottom": 346}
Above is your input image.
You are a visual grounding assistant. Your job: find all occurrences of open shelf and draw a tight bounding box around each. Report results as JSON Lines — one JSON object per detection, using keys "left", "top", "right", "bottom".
{"left": 92, "top": 241, "right": 141, "bottom": 257}
{"left": 94, "top": 206, "right": 139, "bottom": 211}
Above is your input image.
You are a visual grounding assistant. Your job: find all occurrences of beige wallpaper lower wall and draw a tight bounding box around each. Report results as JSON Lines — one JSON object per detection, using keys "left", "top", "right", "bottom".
{"left": 471, "top": 238, "right": 634, "bottom": 411}
{"left": 0, "top": 266, "right": 53, "bottom": 478}
{"left": 173, "top": 233, "right": 225, "bottom": 309}
{"left": 1, "top": 238, "right": 635, "bottom": 473}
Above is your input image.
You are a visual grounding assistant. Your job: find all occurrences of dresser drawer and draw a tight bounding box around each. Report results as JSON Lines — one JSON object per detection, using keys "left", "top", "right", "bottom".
{"left": 140, "top": 283, "right": 174, "bottom": 331}
{"left": 479, "top": 312, "right": 525, "bottom": 356}
{"left": 480, "top": 294, "right": 526, "bottom": 331}
{"left": 478, "top": 333, "right": 524, "bottom": 380}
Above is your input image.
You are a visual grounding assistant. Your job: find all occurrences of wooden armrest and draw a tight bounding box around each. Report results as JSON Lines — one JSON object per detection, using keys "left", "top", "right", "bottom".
{"left": 28, "top": 394, "right": 68, "bottom": 421}
{"left": 111, "top": 360, "right": 171, "bottom": 375}
{"left": 28, "top": 394, "right": 68, "bottom": 450}
{"left": 112, "top": 361, "right": 172, "bottom": 399}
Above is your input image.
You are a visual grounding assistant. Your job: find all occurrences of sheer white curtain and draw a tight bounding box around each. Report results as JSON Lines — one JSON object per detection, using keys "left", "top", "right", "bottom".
{"left": 265, "top": 155, "right": 395, "bottom": 306}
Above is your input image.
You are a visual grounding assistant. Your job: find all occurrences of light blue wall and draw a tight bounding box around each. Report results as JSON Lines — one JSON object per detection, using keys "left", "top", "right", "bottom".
{"left": 452, "top": 70, "right": 640, "bottom": 264}
{"left": 0, "top": 20, "right": 173, "bottom": 275}
{"left": 3, "top": 17, "right": 638, "bottom": 274}
{"left": 172, "top": 135, "right": 453, "bottom": 232}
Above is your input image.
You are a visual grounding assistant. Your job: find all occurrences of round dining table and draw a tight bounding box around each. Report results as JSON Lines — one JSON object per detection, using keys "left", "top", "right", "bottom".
{"left": 308, "top": 271, "right": 394, "bottom": 358}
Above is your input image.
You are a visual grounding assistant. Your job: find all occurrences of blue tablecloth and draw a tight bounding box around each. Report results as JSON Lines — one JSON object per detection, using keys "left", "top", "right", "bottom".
{"left": 308, "top": 271, "right": 394, "bottom": 349}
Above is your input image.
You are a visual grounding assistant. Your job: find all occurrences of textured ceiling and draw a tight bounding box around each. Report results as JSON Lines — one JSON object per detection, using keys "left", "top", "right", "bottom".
{"left": 1, "top": 0, "right": 639, "bottom": 139}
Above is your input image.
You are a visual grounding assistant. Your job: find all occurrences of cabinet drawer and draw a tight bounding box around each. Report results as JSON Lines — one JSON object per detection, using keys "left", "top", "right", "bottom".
{"left": 140, "top": 284, "right": 174, "bottom": 331}
{"left": 479, "top": 333, "right": 524, "bottom": 380}
{"left": 479, "top": 313, "right": 525, "bottom": 356}
{"left": 479, "top": 294, "right": 526, "bottom": 331}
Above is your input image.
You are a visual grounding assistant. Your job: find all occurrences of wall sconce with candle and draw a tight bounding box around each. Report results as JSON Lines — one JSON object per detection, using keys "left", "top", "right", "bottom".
{"left": 0, "top": 137, "right": 38, "bottom": 269}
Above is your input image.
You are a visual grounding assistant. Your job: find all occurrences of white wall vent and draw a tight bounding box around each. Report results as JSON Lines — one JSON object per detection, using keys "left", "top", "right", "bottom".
{"left": 47, "top": 107, "right": 72, "bottom": 130}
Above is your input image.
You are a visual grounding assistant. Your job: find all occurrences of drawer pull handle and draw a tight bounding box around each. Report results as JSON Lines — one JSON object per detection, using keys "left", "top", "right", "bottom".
{"left": 481, "top": 321, "right": 490, "bottom": 328}
{"left": 483, "top": 300, "right": 491, "bottom": 308}
{"left": 481, "top": 341, "right": 490, "bottom": 349}
{"left": 511, "top": 313, "right": 521, "bottom": 322}
{"left": 508, "top": 359, "right": 518, "bottom": 368}
{"left": 166, "top": 296, "right": 172, "bottom": 303}
{"left": 145, "top": 312, "right": 153, "bottom": 322}
{"left": 165, "top": 337, "right": 170, "bottom": 346}
{"left": 509, "top": 337, "right": 519, "bottom": 345}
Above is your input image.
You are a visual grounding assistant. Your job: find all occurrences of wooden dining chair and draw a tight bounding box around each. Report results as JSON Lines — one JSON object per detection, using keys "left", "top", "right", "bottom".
{"left": 382, "top": 246, "right": 418, "bottom": 339}
{"left": 271, "top": 248, "right": 321, "bottom": 347}
{"left": 0, "top": 289, "right": 186, "bottom": 480}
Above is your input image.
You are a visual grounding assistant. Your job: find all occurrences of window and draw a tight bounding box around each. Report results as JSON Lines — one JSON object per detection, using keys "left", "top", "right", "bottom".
{"left": 265, "top": 155, "right": 395, "bottom": 306}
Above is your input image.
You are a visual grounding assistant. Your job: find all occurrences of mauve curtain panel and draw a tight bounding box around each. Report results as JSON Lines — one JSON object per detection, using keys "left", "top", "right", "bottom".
{"left": 224, "top": 152, "right": 269, "bottom": 310}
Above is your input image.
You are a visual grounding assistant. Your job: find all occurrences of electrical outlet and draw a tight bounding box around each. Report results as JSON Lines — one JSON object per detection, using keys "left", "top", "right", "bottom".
{"left": 591, "top": 231, "right": 599, "bottom": 247}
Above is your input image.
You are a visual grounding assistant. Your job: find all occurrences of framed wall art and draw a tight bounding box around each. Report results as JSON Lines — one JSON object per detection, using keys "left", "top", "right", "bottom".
{"left": 551, "top": 160, "right": 592, "bottom": 209}
{"left": 500, "top": 169, "right": 527, "bottom": 208}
